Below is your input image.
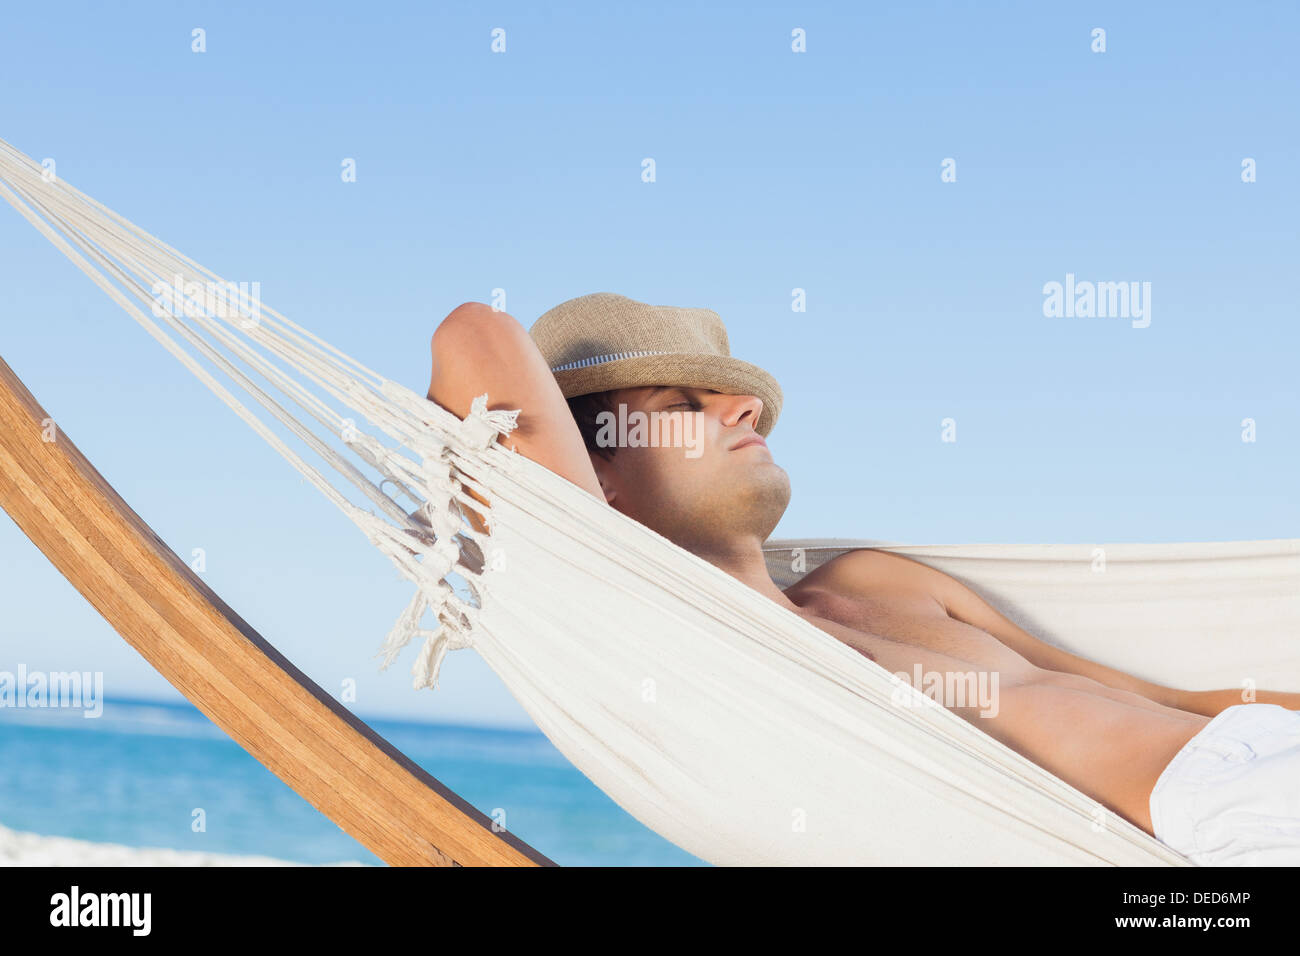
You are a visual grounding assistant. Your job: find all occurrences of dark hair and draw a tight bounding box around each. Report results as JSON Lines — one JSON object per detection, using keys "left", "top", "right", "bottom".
{"left": 567, "top": 390, "right": 619, "bottom": 461}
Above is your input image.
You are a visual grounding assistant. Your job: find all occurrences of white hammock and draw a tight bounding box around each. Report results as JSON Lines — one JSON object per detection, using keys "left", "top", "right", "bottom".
{"left": 3, "top": 137, "right": 1296, "bottom": 866}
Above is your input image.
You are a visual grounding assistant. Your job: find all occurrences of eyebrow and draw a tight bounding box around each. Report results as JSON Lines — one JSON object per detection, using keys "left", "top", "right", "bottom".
{"left": 641, "top": 386, "right": 718, "bottom": 398}
{"left": 634, "top": 386, "right": 683, "bottom": 402}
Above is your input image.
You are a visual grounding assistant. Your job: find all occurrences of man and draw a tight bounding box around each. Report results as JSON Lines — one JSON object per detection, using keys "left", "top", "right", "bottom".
{"left": 428, "top": 292, "right": 1300, "bottom": 865}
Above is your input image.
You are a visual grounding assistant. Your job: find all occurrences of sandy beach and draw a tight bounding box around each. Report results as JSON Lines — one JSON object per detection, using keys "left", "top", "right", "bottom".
{"left": 0, "top": 823, "right": 369, "bottom": 866}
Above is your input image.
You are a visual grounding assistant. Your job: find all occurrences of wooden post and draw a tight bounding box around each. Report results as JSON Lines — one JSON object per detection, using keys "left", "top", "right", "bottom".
{"left": 0, "top": 355, "right": 553, "bottom": 867}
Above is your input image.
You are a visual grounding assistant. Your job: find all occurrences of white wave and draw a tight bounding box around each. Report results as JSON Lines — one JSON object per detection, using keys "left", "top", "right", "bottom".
{"left": 0, "top": 823, "right": 369, "bottom": 867}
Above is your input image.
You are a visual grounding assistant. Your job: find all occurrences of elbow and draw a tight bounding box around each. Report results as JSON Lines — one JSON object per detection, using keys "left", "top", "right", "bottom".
{"left": 428, "top": 302, "right": 533, "bottom": 406}
{"left": 433, "top": 302, "right": 520, "bottom": 352}
{"left": 431, "top": 303, "right": 530, "bottom": 382}
{"left": 433, "top": 302, "right": 534, "bottom": 370}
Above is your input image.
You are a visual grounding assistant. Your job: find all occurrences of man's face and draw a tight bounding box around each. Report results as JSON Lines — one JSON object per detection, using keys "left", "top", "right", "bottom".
{"left": 589, "top": 385, "right": 791, "bottom": 553}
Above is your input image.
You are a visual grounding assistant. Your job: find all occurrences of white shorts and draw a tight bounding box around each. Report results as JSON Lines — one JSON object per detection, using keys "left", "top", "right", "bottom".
{"left": 1148, "top": 703, "right": 1300, "bottom": 865}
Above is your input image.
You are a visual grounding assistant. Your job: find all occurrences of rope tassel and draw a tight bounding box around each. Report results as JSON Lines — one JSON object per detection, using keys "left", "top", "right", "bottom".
{"left": 411, "top": 616, "right": 475, "bottom": 691}
{"left": 375, "top": 589, "right": 430, "bottom": 669}
{"left": 460, "top": 393, "right": 520, "bottom": 448}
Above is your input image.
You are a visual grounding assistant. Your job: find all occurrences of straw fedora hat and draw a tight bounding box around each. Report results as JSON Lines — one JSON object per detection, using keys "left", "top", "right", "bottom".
{"left": 529, "top": 292, "right": 783, "bottom": 437}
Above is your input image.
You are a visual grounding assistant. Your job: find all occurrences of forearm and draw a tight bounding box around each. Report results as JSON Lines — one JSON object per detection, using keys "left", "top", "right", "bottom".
{"left": 425, "top": 301, "right": 604, "bottom": 522}
{"left": 1175, "top": 687, "right": 1300, "bottom": 718}
{"left": 427, "top": 303, "right": 530, "bottom": 533}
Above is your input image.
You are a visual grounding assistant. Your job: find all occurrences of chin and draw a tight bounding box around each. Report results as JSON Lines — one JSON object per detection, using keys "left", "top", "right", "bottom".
{"left": 726, "top": 469, "right": 792, "bottom": 530}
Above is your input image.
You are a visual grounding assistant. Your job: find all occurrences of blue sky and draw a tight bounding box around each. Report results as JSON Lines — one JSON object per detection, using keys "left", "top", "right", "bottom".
{"left": 1, "top": 1, "right": 1295, "bottom": 728}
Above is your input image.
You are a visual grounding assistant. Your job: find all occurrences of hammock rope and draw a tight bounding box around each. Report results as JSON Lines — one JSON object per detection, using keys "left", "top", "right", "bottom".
{"left": 0, "top": 138, "right": 508, "bottom": 689}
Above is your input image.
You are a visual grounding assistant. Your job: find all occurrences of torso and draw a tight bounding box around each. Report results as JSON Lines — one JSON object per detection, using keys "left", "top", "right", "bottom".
{"left": 783, "top": 570, "right": 1210, "bottom": 837}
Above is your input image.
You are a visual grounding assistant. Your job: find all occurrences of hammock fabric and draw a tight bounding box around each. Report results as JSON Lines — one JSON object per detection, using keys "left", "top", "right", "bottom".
{"left": 2, "top": 137, "right": 1296, "bottom": 866}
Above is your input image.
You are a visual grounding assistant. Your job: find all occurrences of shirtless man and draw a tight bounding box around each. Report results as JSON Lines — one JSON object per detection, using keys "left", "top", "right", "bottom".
{"left": 427, "top": 293, "right": 1300, "bottom": 863}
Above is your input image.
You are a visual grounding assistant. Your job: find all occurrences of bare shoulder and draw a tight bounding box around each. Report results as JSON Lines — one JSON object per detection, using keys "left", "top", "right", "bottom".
{"left": 797, "top": 548, "right": 950, "bottom": 600}
{"left": 783, "top": 549, "right": 954, "bottom": 628}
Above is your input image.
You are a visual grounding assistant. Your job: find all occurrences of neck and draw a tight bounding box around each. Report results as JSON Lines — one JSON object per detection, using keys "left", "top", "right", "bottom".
{"left": 691, "top": 535, "right": 806, "bottom": 615}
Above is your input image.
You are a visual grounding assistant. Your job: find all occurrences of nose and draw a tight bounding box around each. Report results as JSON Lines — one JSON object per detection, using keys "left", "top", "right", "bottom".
{"left": 718, "top": 392, "right": 764, "bottom": 431}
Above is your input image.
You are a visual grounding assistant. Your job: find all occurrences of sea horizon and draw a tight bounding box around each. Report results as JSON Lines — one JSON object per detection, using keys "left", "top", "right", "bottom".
{"left": 0, "top": 693, "right": 706, "bottom": 867}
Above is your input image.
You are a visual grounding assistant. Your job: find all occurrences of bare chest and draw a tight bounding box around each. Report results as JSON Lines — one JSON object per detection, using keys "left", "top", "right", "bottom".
{"left": 786, "top": 584, "right": 1043, "bottom": 686}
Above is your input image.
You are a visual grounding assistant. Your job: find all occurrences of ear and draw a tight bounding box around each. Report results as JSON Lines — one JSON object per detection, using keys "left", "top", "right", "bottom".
{"left": 589, "top": 452, "right": 618, "bottom": 506}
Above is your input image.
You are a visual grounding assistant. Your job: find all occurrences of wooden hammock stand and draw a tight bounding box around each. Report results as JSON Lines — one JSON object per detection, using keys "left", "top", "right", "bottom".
{"left": 0, "top": 355, "right": 553, "bottom": 867}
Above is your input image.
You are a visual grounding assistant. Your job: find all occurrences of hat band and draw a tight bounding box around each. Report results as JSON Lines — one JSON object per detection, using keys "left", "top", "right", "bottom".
{"left": 549, "top": 349, "right": 672, "bottom": 373}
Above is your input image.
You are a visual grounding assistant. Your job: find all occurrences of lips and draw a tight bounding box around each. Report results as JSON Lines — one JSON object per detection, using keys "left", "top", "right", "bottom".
{"left": 730, "top": 434, "right": 767, "bottom": 451}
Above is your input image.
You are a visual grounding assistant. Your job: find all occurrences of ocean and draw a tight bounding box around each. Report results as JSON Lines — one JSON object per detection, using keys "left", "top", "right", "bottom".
{"left": 0, "top": 696, "right": 706, "bottom": 867}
